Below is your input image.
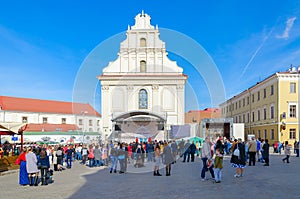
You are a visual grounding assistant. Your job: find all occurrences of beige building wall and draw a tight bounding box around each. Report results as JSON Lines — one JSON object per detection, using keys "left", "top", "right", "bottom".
{"left": 220, "top": 72, "right": 299, "bottom": 145}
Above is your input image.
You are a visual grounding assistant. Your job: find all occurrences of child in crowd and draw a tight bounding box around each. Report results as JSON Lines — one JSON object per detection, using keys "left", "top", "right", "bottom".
{"left": 214, "top": 148, "right": 223, "bottom": 183}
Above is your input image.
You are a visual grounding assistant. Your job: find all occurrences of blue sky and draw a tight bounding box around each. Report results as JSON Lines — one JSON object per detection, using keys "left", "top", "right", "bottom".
{"left": 0, "top": 1, "right": 300, "bottom": 113}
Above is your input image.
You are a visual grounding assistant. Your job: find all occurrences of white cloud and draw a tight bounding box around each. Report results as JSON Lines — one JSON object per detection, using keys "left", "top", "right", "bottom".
{"left": 276, "top": 17, "right": 297, "bottom": 39}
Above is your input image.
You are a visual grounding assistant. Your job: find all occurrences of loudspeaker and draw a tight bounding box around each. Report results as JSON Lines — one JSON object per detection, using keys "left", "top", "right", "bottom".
{"left": 115, "top": 125, "right": 121, "bottom": 131}
{"left": 158, "top": 124, "right": 164, "bottom": 130}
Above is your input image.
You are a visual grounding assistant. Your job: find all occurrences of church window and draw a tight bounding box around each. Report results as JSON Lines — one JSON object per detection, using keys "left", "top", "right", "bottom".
{"left": 140, "top": 38, "right": 146, "bottom": 47}
{"left": 139, "top": 89, "right": 148, "bottom": 109}
{"left": 140, "top": 60, "right": 146, "bottom": 72}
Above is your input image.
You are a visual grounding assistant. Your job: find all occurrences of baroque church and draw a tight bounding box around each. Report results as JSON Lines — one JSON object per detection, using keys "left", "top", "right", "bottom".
{"left": 98, "top": 11, "right": 187, "bottom": 141}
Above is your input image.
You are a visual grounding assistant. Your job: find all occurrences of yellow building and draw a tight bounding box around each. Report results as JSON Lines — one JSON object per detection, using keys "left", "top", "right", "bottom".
{"left": 220, "top": 69, "right": 299, "bottom": 144}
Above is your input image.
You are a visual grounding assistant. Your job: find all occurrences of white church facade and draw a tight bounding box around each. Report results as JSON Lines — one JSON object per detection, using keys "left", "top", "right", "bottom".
{"left": 98, "top": 11, "right": 187, "bottom": 141}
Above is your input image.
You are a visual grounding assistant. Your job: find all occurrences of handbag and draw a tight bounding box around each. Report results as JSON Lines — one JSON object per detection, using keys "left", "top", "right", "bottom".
{"left": 206, "top": 159, "right": 212, "bottom": 168}
{"left": 233, "top": 144, "right": 240, "bottom": 157}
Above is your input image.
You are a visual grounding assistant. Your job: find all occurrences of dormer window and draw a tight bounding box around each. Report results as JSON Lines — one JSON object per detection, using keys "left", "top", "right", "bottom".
{"left": 140, "top": 38, "right": 146, "bottom": 47}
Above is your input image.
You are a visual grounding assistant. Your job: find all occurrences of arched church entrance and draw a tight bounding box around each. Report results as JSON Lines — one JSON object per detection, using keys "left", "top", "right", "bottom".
{"left": 110, "top": 111, "right": 166, "bottom": 142}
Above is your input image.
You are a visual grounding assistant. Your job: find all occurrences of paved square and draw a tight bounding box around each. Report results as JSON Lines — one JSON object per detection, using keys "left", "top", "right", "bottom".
{"left": 0, "top": 154, "right": 300, "bottom": 199}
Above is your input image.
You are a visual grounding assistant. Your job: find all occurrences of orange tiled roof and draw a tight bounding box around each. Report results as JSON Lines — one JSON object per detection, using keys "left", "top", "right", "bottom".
{"left": 24, "top": 123, "right": 79, "bottom": 132}
{"left": 0, "top": 96, "right": 101, "bottom": 117}
{"left": 187, "top": 108, "right": 221, "bottom": 113}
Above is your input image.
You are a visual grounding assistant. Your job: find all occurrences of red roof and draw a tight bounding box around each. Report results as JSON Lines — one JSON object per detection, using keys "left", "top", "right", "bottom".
{"left": 24, "top": 123, "right": 79, "bottom": 132}
{"left": 187, "top": 108, "right": 220, "bottom": 113}
{"left": 0, "top": 96, "right": 101, "bottom": 117}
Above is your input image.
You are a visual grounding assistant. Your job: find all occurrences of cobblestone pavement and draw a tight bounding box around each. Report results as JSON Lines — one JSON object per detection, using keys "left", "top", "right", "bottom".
{"left": 1, "top": 154, "right": 300, "bottom": 199}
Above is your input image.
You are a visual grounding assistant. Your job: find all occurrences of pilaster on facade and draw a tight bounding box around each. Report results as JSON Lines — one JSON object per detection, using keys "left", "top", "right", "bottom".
{"left": 219, "top": 71, "right": 299, "bottom": 144}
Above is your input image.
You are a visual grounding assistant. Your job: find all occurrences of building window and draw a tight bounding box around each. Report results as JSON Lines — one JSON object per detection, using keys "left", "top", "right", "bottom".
{"left": 252, "top": 94, "right": 254, "bottom": 103}
{"left": 247, "top": 113, "right": 250, "bottom": 123}
{"left": 140, "top": 60, "right": 146, "bottom": 72}
{"left": 247, "top": 97, "right": 249, "bottom": 105}
{"left": 239, "top": 115, "right": 241, "bottom": 123}
{"left": 270, "top": 129, "right": 274, "bottom": 140}
{"left": 243, "top": 98, "right": 245, "bottom": 107}
{"left": 140, "top": 38, "right": 146, "bottom": 47}
{"left": 258, "top": 130, "right": 261, "bottom": 139}
{"left": 79, "top": 119, "right": 83, "bottom": 125}
{"left": 22, "top": 117, "right": 28, "bottom": 123}
{"left": 290, "top": 129, "right": 296, "bottom": 139}
{"left": 243, "top": 114, "right": 245, "bottom": 123}
{"left": 89, "top": 128, "right": 93, "bottom": 132}
{"left": 257, "top": 91, "right": 260, "bottom": 101}
{"left": 42, "top": 117, "right": 48, "bottom": 124}
{"left": 263, "top": 129, "right": 267, "bottom": 139}
{"left": 236, "top": 102, "right": 237, "bottom": 110}
{"left": 257, "top": 110, "right": 260, "bottom": 121}
{"left": 271, "top": 85, "right": 274, "bottom": 95}
{"left": 97, "top": 120, "right": 100, "bottom": 126}
{"left": 61, "top": 118, "right": 66, "bottom": 124}
{"left": 239, "top": 100, "right": 241, "bottom": 108}
{"left": 89, "top": 119, "right": 93, "bottom": 126}
{"left": 263, "top": 88, "right": 266, "bottom": 98}
{"left": 252, "top": 112, "right": 255, "bottom": 122}
{"left": 290, "top": 82, "right": 296, "bottom": 93}
{"left": 270, "top": 106, "right": 274, "bottom": 119}
{"left": 289, "top": 104, "right": 297, "bottom": 118}
{"left": 263, "top": 108, "right": 267, "bottom": 120}
{"left": 139, "top": 89, "right": 148, "bottom": 109}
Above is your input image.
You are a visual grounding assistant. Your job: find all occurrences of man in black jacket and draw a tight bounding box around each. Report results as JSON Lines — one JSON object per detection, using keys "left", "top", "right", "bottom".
{"left": 189, "top": 141, "right": 197, "bottom": 162}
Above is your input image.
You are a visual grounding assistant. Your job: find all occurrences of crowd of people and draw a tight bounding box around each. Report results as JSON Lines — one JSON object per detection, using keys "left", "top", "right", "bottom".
{"left": 0, "top": 135, "right": 298, "bottom": 186}
{"left": 14, "top": 143, "right": 108, "bottom": 186}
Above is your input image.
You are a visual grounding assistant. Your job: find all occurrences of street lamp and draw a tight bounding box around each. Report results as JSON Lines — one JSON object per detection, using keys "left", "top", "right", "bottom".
{"left": 81, "top": 111, "right": 88, "bottom": 144}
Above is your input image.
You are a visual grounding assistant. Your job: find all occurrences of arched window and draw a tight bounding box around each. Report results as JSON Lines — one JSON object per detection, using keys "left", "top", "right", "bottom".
{"left": 140, "top": 38, "right": 146, "bottom": 47}
{"left": 139, "top": 89, "right": 148, "bottom": 109}
{"left": 140, "top": 60, "right": 146, "bottom": 72}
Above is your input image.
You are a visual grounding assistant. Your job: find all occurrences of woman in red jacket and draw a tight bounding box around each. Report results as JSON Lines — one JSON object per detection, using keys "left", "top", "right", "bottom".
{"left": 17, "top": 148, "right": 29, "bottom": 186}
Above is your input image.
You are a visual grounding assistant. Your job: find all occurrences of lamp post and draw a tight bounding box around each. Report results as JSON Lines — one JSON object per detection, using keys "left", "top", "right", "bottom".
{"left": 81, "top": 111, "right": 88, "bottom": 144}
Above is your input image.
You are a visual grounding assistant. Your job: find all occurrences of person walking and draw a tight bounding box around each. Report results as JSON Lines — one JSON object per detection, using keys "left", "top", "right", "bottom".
{"left": 153, "top": 143, "right": 162, "bottom": 176}
{"left": 56, "top": 146, "right": 64, "bottom": 171}
{"left": 201, "top": 137, "right": 215, "bottom": 181}
{"left": 25, "top": 147, "right": 39, "bottom": 186}
{"left": 65, "top": 145, "right": 73, "bottom": 169}
{"left": 295, "top": 141, "right": 299, "bottom": 157}
{"left": 118, "top": 143, "right": 126, "bottom": 173}
{"left": 163, "top": 142, "right": 173, "bottom": 176}
{"left": 230, "top": 138, "right": 246, "bottom": 178}
{"left": 178, "top": 139, "right": 185, "bottom": 157}
{"left": 189, "top": 141, "right": 197, "bottom": 162}
{"left": 102, "top": 144, "right": 108, "bottom": 166}
{"left": 214, "top": 148, "right": 223, "bottom": 183}
{"left": 109, "top": 143, "right": 118, "bottom": 173}
{"left": 94, "top": 145, "right": 102, "bottom": 167}
{"left": 248, "top": 137, "right": 257, "bottom": 166}
{"left": 282, "top": 141, "right": 291, "bottom": 163}
{"left": 171, "top": 141, "right": 178, "bottom": 163}
{"left": 182, "top": 140, "right": 191, "bottom": 162}
{"left": 88, "top": 145, "right": 95, "bottom": 167}
{"left": 262, "top": 139, "right": 270, "bottom": 166}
